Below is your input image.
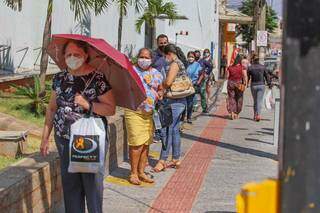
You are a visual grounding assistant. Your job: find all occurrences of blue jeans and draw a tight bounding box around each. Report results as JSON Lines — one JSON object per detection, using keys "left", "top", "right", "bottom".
{"left": 160, "top": 98, "right": 186, "bottom": 160}
{"left": 251, "top": 85, "right": 265, "bottom": 115}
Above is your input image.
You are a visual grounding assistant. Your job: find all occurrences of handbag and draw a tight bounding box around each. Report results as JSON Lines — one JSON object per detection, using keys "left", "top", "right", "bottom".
{"left": 155, "top": 102, "right": 173, "bottom": 128}
{"left": 236, "top": 83, "right": 246, "bottom": 92}
{"left": 166, "top": 74, "right": 195, "bottom": 99}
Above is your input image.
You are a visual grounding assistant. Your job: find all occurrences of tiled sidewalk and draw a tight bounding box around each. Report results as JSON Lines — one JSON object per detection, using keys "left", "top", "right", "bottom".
{"left": 103, "top": 88, "right": 278, "bottom": 213}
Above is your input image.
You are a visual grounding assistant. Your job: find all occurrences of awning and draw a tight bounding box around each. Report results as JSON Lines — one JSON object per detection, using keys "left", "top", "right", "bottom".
{"left": 219, "top": 9, "right": 253, "bottom": 24}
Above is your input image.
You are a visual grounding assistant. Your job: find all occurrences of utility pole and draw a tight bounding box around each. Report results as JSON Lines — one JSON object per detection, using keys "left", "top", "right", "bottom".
{"left": 254, "top": 0, "right": 267, "bottom": 63}
{"left": 280, "top": 0, "right": 320, "bottom": 212}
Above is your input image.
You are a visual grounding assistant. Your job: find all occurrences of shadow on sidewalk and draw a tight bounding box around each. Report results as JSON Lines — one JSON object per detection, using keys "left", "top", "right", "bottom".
{"left": 262, "top": 128, "right": 274, "bottom": 132}
{"left": 239, "top": 116, "right": 271, "bottom": 122}
{"left": 256, "top": 130, "right": 274, "bottom": 135}
{"left": 245, "top": 137, "right": 274, "bottom": 145}
{"left": 108, "top": 167, "right": 131, "bottom": 180}
{"left": 181, "top": 133, "right": 278, "bottom": 161}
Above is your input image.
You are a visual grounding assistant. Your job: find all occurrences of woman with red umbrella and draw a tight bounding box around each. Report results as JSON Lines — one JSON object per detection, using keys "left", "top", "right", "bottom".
{"left": 40, "top": 40, "right": 116, "bottom": 213}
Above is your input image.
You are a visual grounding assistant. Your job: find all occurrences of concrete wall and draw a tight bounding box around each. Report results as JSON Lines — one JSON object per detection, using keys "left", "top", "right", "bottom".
{"left": 1, "top": 0, "right": 219, "bottom": 74}
{"left": 0, "top": 112, "right": 127, "bottom": 212}
{"left": 157, "top": 0, "right": 220, "bottom": 75}
{"left": 52, "top": 0, "right": 145, "bottom": 58}
{"left": 0, "top": 0, "right": 48, "bottom": 72}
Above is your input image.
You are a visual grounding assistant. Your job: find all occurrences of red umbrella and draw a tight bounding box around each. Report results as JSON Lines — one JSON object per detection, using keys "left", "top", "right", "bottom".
{"left": 47, "top": 34, "right": 146, "bottom": 110}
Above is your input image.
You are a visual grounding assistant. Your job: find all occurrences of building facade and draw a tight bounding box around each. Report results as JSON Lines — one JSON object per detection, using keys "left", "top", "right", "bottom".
{"left": 0, "top": 0, "right": 219, "bottom": 76}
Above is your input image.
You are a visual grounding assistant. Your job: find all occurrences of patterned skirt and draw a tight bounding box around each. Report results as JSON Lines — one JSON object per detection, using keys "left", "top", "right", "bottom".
{"left": 227, "top": 80, "right": 244, "bottom": 114}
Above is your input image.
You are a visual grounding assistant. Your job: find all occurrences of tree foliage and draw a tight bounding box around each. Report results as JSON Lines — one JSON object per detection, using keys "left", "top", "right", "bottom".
{"left": 3, "top": 0, "right": 22, "bottom": 11}
{"left": 239, "top": 0, "right": 278, "bottom": 43}
{"left": 135, "top": 0, "right": 179, "bottom": 33}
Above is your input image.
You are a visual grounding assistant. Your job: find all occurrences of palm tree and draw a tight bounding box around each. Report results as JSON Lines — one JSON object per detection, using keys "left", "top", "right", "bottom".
{"left": 113, "top": 0, "right": 145, "bottom": 51}
{"left": 4, "top": 0, "right": 110, "bottom": 95}
{"left": 3, "top": 0, "right": 22, "bottom": 11}
{"left": 135, "top": 0, "right": 181, "bottom": 49}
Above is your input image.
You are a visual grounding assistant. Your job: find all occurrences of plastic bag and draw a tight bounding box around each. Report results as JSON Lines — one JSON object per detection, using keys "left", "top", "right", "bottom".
{"left": 68, "top": 117, "right": 106, "bottom": 173}
{"left": 264, "top": 88, "right": 275, "bottom": 110}
{"left": 222, "top": 80, "right": 228, "bottom": 94}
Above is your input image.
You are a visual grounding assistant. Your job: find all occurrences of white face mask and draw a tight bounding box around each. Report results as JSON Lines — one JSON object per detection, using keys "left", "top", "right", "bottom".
{"left": 137, "top": 58, "right": 152, "bottom": 70}
{"left": 65, "top": 56, "right": 85, "bottom": 70}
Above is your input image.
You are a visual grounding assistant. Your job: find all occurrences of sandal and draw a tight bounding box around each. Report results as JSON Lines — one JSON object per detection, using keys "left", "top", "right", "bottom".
{"left": 230, "top": 113, "right": 234, "bottom": 120}
{"left": 255, "top": 115, "right": 261, "bottom": 122}
{"left": 128, "top": 174, "right": 141, "bottom": 185}
{"left": 139, "top": 173, "right": 155, "bottom": 183}
{"left": 169, "top": 160, "right": 181, "bottom": 169}
{"left": 153, "top": 161, "right": 166, "bottom": 173}
{"left": 230, "top": 113, "right": 236, "bottom": 120}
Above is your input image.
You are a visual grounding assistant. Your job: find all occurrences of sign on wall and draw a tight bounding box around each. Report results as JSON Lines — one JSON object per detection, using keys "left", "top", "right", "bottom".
{"left": 257, "top": 31, "right": 268, "bottom": 47}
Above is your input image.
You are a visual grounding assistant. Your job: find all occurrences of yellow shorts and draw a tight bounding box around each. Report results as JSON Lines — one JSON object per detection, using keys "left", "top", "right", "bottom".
{"left": 124, "top": 109, "right": 154, "bottom": 147}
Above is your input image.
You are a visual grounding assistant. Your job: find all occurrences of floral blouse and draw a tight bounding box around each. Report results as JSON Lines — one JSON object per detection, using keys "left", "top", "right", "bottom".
{"left": 134, "top": 66, "right": 163, "bottom": 112}
{"left": 52, "top": 70, "right": 112, "bottom": 139}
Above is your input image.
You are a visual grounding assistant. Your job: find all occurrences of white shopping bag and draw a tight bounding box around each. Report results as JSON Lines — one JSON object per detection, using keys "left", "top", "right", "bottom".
{"left": 264, "top": 88, "right": 275, "bottom": 110}
{"left": 222, "top": 81, "right": 228, "bottom": 94}
{"left": 68, "top": 117, "right": 106, "bottom": 173}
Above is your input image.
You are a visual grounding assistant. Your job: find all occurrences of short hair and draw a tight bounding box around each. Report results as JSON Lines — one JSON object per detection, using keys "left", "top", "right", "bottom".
{"left": 157, "top": 34, "right": 169, "bottom": 42}
{"left": 137, "top": 48, "right": 153, "bottom": 59}
{"left": 252, "top": 54, "right": 259, "bottom": 63}
{"left": 194, "top": 50, "right": 201, "bottom": 54}
{"left": 63, "top": 40, "right": 89, "bottom": 55}
{"left": 63, "top": 40, "right": 90, "bottom": 62}
{"left": 187, "top": 51, "right": 195, "bottom": 57}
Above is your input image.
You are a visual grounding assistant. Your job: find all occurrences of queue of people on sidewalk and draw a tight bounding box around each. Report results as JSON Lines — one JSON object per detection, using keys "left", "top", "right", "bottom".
{"left": 225, "top": 53, "right": 272, "bottom": 122}
{"left": 38, "top": 30, "right": 276, "bottom": 212}
{"left": 126, "top": 34, "right": 216, "bottom": 183}
{"left": 40, "top": 33, "right": 217, "bottom": 212}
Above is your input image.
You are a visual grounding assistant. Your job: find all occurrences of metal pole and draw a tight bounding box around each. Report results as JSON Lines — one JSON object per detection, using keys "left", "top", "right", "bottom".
{"left": 280, "top": 0, "right": 320, "bottom": 212}
{"left": 258, "top": 0, "right": 266, "bottom": 63}
{"left": 175, "top": 33, "right": 178, "bottom": 45}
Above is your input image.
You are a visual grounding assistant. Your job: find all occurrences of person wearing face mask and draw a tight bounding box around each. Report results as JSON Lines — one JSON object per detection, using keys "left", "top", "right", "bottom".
{"left": 185, "top": 51, "right": 202, "bottom": 123}
{"left": 152, "top": 34, "right": 169, "bottom": 77}
{"left": 202, "top": 49, "right": 215, "bottom": 107}
{"left": 40, "top": 40, "right": 116, "bottom": 213}
{"left": 124, "top": 48, "right": 163, "bottom": 185}
{"left": 152, "top": 34, "right": 169, "bottom": 144}
{"left": 154, "top": 44, "right": 187, "bottom": 172}
{"left": 194, "top": 50, "right": 201, "bottom": 62}
{"left": 197, "top": 49, "right": 213, "bottom": 113}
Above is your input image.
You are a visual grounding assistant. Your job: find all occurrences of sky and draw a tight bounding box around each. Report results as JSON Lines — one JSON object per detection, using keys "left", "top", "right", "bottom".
{"left": 227, "top": 0, "right": 283, "bottom": 17}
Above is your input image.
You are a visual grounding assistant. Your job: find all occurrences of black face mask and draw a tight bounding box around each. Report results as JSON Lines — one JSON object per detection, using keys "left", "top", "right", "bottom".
{"left": 195, "top": 56, "right": 200, "bottom": 61}
{"left": 158, "top": 45, "right": 165, "bottom": 52}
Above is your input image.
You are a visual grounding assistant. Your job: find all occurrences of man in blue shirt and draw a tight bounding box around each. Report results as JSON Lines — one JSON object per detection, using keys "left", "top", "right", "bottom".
{"left": 152, "top": 34, "right": 169, "bottom": 77}
{"left": 152, "top": 34, "right": 169, "bottom": 143}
